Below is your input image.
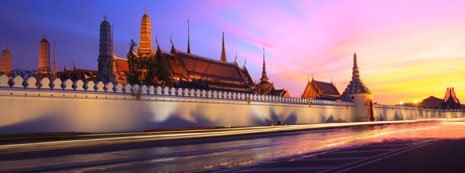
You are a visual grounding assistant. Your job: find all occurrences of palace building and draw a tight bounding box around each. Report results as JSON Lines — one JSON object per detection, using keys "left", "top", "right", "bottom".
{"left": 301, "top": 77, "right": 340, "bottom": 100}
{"left": 98, "top": 12, "right": 288, "bottom": 96}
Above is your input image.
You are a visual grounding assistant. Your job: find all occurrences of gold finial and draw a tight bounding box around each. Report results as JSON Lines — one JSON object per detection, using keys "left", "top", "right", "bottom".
{"left": 220, "top": 32, "right": 226, "bottom": 61}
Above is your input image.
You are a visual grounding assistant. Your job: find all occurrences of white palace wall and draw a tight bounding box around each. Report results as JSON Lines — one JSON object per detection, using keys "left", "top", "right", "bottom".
{"left": 0, "top": 75, "right": 463, "bottom": 134}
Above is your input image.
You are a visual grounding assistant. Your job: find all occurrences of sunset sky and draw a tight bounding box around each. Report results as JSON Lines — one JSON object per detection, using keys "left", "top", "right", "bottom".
{"left": 1, "top": 0, "right": 465, "bottom": 104}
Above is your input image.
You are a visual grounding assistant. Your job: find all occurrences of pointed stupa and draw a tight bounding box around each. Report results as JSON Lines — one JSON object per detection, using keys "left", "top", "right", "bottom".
{"left": 97, "top": 16, "right": 116, "bottom": 82}
{"left": 0, "top": 45, "right": 12, "bottom": 74}
{"left": 38, "top": 34, "right": 51, "bottom": 77}
{"left": 341, "top": 53, "right": 371, "bottom": 102}
{"left": 137, "top": 11, "right": 154, "bottom": 57}
{"left": 220, "top": 32, "right": 227, "bottom": 62}
{"left": 260, "top": 48, "right": 269, "bottom": 82}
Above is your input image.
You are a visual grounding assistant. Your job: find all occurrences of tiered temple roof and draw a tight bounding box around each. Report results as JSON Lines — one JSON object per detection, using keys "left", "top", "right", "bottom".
{"left": 421, "top": 96, "right": 443, "bottom": 109}
{"left": 302, "top": 78, "right": 340, "bottom": 100}
{"left": 114, "top": 45, "right": 256, "bottom": 92}
{"left": 341, "top": 53, "right": 371, "bottom": 102}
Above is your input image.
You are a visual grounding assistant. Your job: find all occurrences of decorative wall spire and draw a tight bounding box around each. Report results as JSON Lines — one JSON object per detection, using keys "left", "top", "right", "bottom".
{"left": 260, "top": 47, "right": 269, "bottom": 82}
{"left": 155, "top": 36, "right": 162, "bottom": 56}
{"left": 220, "top": 32, "right": 227, "bottom": 62}
{"left": 187, "top": 19, "right": 191, "bottom": 54}
{"left": 170, "top": 34, "right": 176, "bottom": 54}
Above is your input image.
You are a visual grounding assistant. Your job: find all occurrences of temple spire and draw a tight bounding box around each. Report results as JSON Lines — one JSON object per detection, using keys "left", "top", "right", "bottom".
{"left": 137, "top": 11, "right": 154, "bottom": 57}
{"left": 187, "top": 20, "right": 191, "bottom": 54}
{"left": 53, "top": 42, "right": 57, "bottom": 79}
{"left": 352, "top": 52, "right": 360, "bottom": 80}
{"left": 220, "top": 32, "right": 227, "bottom": 62}
{"left": 354, "top": 52, "right": 358, "bottom": 68}
{"left": 341, "top": 52, "right": 371, "bottom": 101}
{"left": 260, "top": 47, "right": 269, "bottom": 82}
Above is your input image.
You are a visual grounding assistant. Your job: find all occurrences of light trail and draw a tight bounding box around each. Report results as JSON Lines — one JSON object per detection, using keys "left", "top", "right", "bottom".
{"left": 1, "top": 118, "right": 463, "bottom": 153}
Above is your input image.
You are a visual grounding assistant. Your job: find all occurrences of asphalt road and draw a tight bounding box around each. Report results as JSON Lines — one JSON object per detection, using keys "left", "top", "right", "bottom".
{"left": 1, "top": 120, "right": 464, "bottom": 173}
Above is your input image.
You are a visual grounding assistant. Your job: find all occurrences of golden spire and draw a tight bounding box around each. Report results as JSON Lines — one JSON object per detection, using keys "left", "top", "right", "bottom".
{"left": 260, "top": 47, "right": 269, "bottom": 82}
{"left": 187, "top": 19, "right": 191, "bottom": 54}
{"left": 137, "top": 11, "right": 154, "bottom": 57}
{"left": 220, "top": 32, "right": 227, "bottom": 62}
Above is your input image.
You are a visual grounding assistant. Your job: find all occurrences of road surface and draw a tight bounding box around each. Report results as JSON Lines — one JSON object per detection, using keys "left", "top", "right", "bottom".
{"left": 1, "top": 119, "right": 465, "bottom": 173}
